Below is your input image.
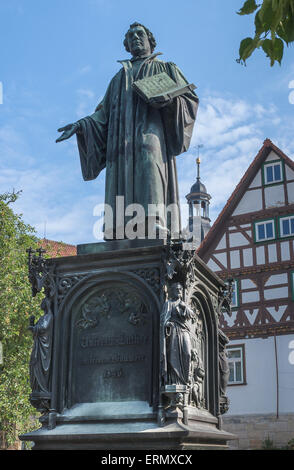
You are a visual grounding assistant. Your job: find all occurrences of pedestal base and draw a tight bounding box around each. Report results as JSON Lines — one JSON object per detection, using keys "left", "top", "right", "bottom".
{"left": 21, "top": 240, "right": 236, "bottom": 450}
{"left": 20, "top": 418, "right": 235, "bottom": 450}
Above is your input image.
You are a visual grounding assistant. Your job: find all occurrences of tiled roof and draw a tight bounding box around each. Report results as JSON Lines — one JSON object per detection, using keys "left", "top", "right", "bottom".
{"left": 197, "top": 139, "right": 294, "bottom": 257}
{"left": 40, "top": 238, "right": 77, "bottom": 257}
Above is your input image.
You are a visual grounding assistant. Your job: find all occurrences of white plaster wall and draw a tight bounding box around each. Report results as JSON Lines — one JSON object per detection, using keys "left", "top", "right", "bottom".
{"left": 265, "top": 273, "right": 288, "bottom": 286}
{"left": 280, "top": 241, "right": 290, "bottom": 261}
{"left": 229, "top": 232, "right": 249, "bottom": 248}
{"left": 232, "top": 189, "right": 263, "bottom": 216}
{"left": 214, "top": 252, "right": 227, "bottom": 268}
{"left": 287, "top": 181, "right": 294, "bottom": 204}
{"left": 222, "top": 311, "right": 238, "bottom": 328}
{"left": 243, "top": 309, "right": 259, "bottom": 325}
{"left": 243, "top": 248, "right": 253, "bottom": 266}
{"left": 241, "top": 279, "right": 256, "bottom": 289}
{"left": 264, "top": 286, "right": 288, "bottom": 300}
{"left": 285, "top": 164, "right": 294, "bottom": 181}
{"left": 230, "top": 250, "right": 240, "bottom": 269}
{"left": 267, "top": 243, "right": 277, "bottom": 263}
{"left": 276, "top": 335, "right": 294, "bottom": 414}
{"left": 264, "top": 184, "right": 285, "bottom": 208}
{"left": 256, "top": 246, "right": 265, "bottom": 265}
{"left": 226, "top": 334, "right": 294, "bottom": 415}
{"left": 242, "top": 291, "right": 260, "bottom": 303}
{"left": 215, "top": 234, "right": 226, "bottom": 250}
{"left": 207, "top": 258, "right": 220, "bottom": 272}
{"left": 265, "top": 151, "right": 279, "bottom": 162}
{"left": 266, "top": 305, "right": 287, "bottom": 322}
{"left": 249, "top": 171, "right": 261, "bottom": 188}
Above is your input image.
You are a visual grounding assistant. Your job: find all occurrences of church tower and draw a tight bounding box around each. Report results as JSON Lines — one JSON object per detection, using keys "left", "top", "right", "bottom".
{"left": 185, "top": 157, "right": 211, "bottom": 246}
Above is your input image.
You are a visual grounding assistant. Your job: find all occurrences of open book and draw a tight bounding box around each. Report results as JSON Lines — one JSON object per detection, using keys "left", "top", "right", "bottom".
{"left": 132, "top": 72, "right": 196, "bottom": 103}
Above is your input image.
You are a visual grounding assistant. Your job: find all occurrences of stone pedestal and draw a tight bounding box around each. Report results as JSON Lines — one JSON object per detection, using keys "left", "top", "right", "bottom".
{"left": 20, "top": 240, "right": 235, "bottom": 450}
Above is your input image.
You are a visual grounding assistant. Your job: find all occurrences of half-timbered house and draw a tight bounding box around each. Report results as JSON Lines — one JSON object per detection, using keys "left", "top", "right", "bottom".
{"left": 197, "top": 139, "right": 294, "bottom": 449}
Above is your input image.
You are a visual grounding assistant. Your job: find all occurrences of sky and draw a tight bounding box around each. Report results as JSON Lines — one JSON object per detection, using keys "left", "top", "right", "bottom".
{"left": 0, "top": 0, "right": 293, "bottom": 246}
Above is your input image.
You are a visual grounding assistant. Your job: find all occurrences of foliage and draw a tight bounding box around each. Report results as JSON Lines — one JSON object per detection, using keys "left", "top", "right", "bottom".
{"left": 0, "top": 191, "right": 42, "bottom": 448}
{"left": 262, "top": 435, "right": 294, "bottom": 450}
{"left": 237, "top": 0, "right": 294, "bottom": 66}
{"left": 262, "top": 435, "right": 276, "bottom": 449}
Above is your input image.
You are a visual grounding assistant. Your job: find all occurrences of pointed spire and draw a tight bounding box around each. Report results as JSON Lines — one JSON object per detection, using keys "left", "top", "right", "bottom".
{"left": 196, "top": 157, "right": 201, "bottom": 180}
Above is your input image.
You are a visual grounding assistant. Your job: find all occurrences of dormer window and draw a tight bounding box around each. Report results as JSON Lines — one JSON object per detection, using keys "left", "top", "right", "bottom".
{"left": 263, "top": 160, "right": 283, "bottom": 185}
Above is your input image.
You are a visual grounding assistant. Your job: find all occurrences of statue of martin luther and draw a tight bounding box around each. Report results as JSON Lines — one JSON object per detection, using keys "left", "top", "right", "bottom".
{"left": 56, "top": 22, "right": 199, "bottom": 238}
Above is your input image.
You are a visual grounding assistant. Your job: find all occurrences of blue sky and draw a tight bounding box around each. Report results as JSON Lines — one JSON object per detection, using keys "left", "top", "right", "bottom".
{"left": 0, "top": 0, "right": 293, "bottom": 245}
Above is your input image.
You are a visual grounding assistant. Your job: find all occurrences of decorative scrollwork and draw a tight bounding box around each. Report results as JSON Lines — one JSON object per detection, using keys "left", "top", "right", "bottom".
{"left": 57, "top": 275, "right": 87, "bottom": 305}
{"left": 132, "top": 267, "right": 160, "bottom": 293}
{"left": 75, "top": 287, "right": 148, "bottom": 330}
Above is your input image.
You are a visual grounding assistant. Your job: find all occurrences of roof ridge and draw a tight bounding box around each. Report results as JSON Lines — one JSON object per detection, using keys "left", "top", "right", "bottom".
{"left": 197, "top": 139, "right": 293, "bottom": 255}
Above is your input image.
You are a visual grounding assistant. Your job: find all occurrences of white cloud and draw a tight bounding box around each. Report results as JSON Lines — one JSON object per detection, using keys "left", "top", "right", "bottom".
{"left": 78, "top": 65, "right": 92, "bottom": 75}
{"left": 75, "top": 88, "right": 96, "bottom": 118}
{"left": 1, "top": 88, "right": 292, "bottom": 245}
{"left": 177, "top": 92, "right": 292, "bottom": 229}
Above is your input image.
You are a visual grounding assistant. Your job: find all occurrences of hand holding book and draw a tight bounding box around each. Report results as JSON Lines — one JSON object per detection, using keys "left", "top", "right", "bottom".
{"left": 132, "top": 72, "right": 196, "bottom": 108}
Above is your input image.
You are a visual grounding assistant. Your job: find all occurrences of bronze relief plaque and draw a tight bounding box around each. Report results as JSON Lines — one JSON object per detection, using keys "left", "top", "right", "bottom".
{"left": 70, "top": 284, "right": 153, "bottom": 406}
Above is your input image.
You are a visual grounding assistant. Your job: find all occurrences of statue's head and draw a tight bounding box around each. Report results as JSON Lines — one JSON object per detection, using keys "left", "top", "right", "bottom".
{"left": 170, "top": 282, "right": 183, "bottom": 300}
{"left": 124, "top": 22, "right": 156, "bottom": 58}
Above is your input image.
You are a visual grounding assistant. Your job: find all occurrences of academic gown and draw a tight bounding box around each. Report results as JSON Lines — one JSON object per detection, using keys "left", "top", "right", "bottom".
{"left": 76, "top": 54, "right": 198, "bottom": 237}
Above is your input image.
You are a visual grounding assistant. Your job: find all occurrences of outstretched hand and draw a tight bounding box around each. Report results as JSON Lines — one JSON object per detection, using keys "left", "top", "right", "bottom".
{"left": 56, "top": 122, "right": 80, "bottom": 143}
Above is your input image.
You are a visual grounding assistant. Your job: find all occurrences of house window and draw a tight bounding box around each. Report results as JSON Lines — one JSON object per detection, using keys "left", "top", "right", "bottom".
{"left": 225, "top": 279, "right": 239, "bottom": 308}
{"left": 254, "top": 219, "right": 276, "bottom": 242}
{"left": 231, "top": 280, "right": 239, "bottom": 308}
{"left": 227, "top": 345, "right": 246, "bottom": 385}
{"left": 279, "top": 215, "right": 294, "bottom": 238}
{"left": 263, "top": 161, "right": 283, "bottom": 185}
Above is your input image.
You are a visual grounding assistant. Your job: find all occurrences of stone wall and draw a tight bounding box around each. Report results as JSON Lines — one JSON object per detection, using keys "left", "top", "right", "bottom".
{"left": 223, "top": 413, "right": 294, "bottom": 450}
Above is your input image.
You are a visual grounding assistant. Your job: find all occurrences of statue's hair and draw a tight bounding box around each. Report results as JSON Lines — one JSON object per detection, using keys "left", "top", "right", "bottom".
{"left": 123, "top": 22, "right": 156, "bottom": 53}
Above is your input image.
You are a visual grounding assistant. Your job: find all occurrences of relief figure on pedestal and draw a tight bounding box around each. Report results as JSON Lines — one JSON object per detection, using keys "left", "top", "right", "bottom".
{"left": 218, "top": 328, "right": 230, "bottom": 414}
{"left": 29, "top": 296, "right": 53, "bottom": 411}
{"left": 161, "top": 282, "right": 207, "bottom": 412}
{"left": 162, "top": 282, "right": 196, "bottom": 386}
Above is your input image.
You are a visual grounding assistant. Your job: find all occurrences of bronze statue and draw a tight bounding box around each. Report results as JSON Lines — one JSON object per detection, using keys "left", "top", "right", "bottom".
{"left": 56, "top": 22, "right": 198, "bottom": 238}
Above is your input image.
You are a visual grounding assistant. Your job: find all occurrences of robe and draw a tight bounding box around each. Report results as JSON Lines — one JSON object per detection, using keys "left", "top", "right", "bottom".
{"left": 29, "top": 298, "right": 53, "bottom": 395}
{"left": 161, "top": 298, "right": 195, "bottom": 385}
{"left": 76, "top": 54, "right": 198, "bottom": 238}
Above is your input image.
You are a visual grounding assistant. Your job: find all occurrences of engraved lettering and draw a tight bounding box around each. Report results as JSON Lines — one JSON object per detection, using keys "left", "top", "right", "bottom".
{"left": 80, "top": 333, "right": 149, "bottom": 349}
{"left": 80, "top": 353, "right": 146, "bottom": 366}
{"left": 103, "top": 368, "right": 124, "bottom": 379}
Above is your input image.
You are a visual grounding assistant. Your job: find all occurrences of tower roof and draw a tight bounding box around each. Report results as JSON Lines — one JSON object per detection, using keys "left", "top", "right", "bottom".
{"left": 186, "top": 157, "right": 211, "bottom": 200}
{"left": 189, "top": 179, "right": 208, "bottom": 195}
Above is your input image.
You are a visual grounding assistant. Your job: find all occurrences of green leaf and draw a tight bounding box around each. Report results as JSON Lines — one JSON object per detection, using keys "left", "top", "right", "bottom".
{"left": 259, "top": 0, "right": 275, "bottom": 29}
{"left": 237, "top": 0, "right": 259, "bottom": 15}
{"left": 261, "top": 37, "right": 283, "bottom": 65}
{"left": 254, "top": 10, "right": 265, "bottom": 34}
{"left": 277, "top": 13, "right": 294, "bottom": 43}
{"left": 239, "top": 37, "right": 256, "bottom": 61}
{"left": 273, "top": 37, "right": 284, "bottom": 63}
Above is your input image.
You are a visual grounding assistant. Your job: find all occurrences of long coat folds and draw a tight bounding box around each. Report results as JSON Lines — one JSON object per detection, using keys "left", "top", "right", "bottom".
{"left": 76, "top": 54, "right": 198, "bottom": 237}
